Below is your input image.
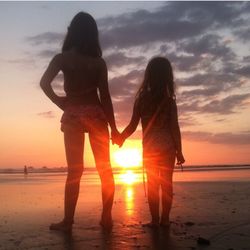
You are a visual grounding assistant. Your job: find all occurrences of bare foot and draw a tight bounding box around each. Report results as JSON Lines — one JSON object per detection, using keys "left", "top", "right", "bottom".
{"left": 49, "top": 220, "right": 72, "bottom": 232}
{"left": 100, "top": 213, "right": 113, "bottom": 230}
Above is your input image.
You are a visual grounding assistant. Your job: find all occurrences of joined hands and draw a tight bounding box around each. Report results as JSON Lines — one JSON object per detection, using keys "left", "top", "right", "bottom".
{"left": 111, "top": 130, "right": 125, "bottom": 147}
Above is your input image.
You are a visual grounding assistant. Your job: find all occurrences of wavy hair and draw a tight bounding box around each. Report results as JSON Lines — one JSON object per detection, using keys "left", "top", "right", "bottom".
{"left": 136, "top": 57, "right": 175, "bottom": 112}
{"left": 62, "top": 12, "right": 102, "bottom": 57}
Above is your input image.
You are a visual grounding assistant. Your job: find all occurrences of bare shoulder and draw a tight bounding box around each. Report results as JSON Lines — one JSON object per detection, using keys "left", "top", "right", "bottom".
{"left": 50, "top": 53, "right": 63, "bottom": 67}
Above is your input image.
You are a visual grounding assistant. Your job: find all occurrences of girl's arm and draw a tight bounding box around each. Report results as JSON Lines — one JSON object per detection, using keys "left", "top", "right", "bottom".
{"left": 170, "top": 99, "right": 185, "bottom": 164}
{"left": 98, "top": 59, "right": 119, "bottom": 138}
{"left": 40, "top": 54, "right": 66, "bottom": 110}
{"left": 121, "top": 99, "right": 140, "bottom": 141}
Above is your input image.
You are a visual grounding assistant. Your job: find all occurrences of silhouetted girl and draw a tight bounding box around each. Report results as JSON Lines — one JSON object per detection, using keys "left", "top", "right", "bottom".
{"left": 120, "top": 57, "right": 185, "bottom": 227}
{"left": 40, "top": 12, "right": 118, "bottom": 231}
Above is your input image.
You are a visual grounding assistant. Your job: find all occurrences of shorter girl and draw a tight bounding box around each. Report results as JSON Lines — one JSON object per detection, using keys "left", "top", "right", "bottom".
{"left": 119, "top": 57, "right": 185, "bottom": 227}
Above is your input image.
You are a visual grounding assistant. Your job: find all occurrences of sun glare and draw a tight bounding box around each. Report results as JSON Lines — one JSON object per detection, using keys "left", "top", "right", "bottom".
{"left": 125, "top": 187, "right": 134, "bottom": 215}
{"left": 113, "top": 148, "right": 142, "bottom": 168}
{"left": 121, "top": 170, "right": 137, "bottom": 185}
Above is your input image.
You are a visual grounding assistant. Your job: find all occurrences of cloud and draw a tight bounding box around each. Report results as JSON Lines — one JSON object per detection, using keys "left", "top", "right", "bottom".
{"left": 37, "top": 111, "right": 55, "bottom": 118}
{"left": 178, "top": 115, "right": 200, "bottom": 127}
{"left": 27, "top": 32, "right": 63, "bottom": 45}
{"left": 167, "top": 53, "right": 203, "bottom": 72}
{"left": 234, "top": 27, "right": 250, "bottom": 42}
{"left": 109, "top": 70, "right": 143, "bottom": 97}
{"left": 29, "top": 2, "right": 250, "bottom": 53}
{"left": 181, "top": 87, "right": 220, "bottom": 98}
{"left": 183, "top": 131, "right": 250, "bottom": 145}
{"left": 38, "top": 49, "right": 58, "bottom": 59}
{"left": 105, "top": 52, "right": 146, "bottom": 70}
{"left": 243, "top": 56, "right": 250, "bottom": 63}
{"left": 51, "top": 74, "right": 65, "bottom": 95}
{"left": 98, "top": 2, "right": 249, "bottom": 50}
{"left": 26, "top": 2, "right": 250, "bottom": 139}
{"left": 200, "top": 94, "right": 250, "bottom": 114}
{"left": 177, "top": 34, "right": 236, "bottom": 63}
{"left": 5, "top": 58, "right": 35, "bottom": 65}
{"left": 178, "top": 72, "right": 241, "bottom": 96}
{"left": 234, "top": 66, "right": 250, "bottom": 78}
{"left": 178, "top": 94, "right": 250, "bottom": 115}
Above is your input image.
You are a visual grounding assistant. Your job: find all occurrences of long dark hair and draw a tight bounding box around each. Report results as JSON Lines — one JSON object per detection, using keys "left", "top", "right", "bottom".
{"left": 62, "top": 12, "right": 102, "bottom": 57}
{"left": 136, "top": 57, "right": 175, "bottom": 112}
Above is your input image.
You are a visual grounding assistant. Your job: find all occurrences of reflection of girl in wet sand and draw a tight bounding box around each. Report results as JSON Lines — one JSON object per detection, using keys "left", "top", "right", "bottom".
{"left": 119, "top": 57, "right": 185, "bottom": 227}
{"left": 40, "top": 12, "right": 119, "bottom": 231}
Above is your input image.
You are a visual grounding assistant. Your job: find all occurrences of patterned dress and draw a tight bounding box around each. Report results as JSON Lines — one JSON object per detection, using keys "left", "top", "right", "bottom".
{"left": 139, "top": 96, "right": 176, "bottom": 169}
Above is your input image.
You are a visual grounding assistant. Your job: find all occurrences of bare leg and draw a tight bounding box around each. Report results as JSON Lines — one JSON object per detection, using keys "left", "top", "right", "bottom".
{"left": 89, "top": 126, "right": 115, "bottom": 228}
{"left": 64, "top": 129, "right": 84, "bottom": 223}
{"left": 50, "top": 127, "right": 84, "bottom": 231}
{"left": 146, "top": 165, "right": 160, "bottom": 225}
{"left": 160, "top": 153, "right": 175, "bottom": 226}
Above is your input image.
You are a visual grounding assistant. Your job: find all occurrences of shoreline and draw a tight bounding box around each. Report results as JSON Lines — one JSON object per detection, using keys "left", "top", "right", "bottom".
{"left": 1, "top": 164, "right": 250, "bottom": 175}
{"left": 1, "top": 179, "right": 250, "bottom": 249}
{"left": 1, "top": 167, "right": 250, "bottom": 184}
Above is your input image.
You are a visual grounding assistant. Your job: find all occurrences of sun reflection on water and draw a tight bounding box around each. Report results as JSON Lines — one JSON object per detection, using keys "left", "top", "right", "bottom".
{"left": 121, "top": 170, "right": 136, "bottom": 184}
{"left": 125, "top": 187, "right": 134, "bottom": 215}
{"left": 116, "top": 170, "right": 142, "bottom": 185}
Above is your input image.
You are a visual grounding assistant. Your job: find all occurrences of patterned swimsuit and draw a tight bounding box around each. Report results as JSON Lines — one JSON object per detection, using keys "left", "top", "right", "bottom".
{"left": 60, "top": 104, "right": 107, "bottom": 133}
{"left": 140, "top": 98, "right": 176, "bottom": 168}
{"left": 143, "top": 127, "right": 175, "bottom": 167}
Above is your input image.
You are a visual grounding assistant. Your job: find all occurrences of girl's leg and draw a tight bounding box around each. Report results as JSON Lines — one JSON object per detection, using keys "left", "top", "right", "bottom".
{"left": 146, "top": 165, "right": 160, "bottom": 225}
{"left": 160, "top": 153, "right": 175, "bottom": 226}
{"left": 50, "top": 127, "right": 84, "bottom": 231}
{"left": 63, "top": 129, "right": 84, "bottom": 224}
{"left": 89, "top": 126, "right": 115, "bottom": 228}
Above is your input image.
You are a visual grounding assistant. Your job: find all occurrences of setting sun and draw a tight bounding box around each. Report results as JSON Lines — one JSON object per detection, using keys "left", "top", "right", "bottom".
{"left": 121, "top": 170, "right": 137, "bottom": 185}
{"left": 113, "top": 148, "right": 142, "bottom": 168}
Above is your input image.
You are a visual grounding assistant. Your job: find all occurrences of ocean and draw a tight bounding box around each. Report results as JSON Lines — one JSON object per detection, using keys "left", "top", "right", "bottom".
{"left": 1, "top": 165, "right": 250, "bottom": 184}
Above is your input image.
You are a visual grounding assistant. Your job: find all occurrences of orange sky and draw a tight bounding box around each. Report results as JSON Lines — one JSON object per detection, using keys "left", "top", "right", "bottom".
{"left": 0, "top": 2, "right": 250, "bottom": 168}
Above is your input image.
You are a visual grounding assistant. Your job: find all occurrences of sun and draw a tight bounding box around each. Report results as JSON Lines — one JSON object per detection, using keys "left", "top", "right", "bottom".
{"left": 121, "top": 170, "right": 137, "bottom": 185}
{"left": 113, "top": 148, "right": 142, "bottom": 168}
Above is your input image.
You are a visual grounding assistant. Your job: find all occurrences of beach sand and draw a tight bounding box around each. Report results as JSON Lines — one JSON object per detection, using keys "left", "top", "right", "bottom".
{"left": 1, "top": 172, "right": 250, "bottom": 250}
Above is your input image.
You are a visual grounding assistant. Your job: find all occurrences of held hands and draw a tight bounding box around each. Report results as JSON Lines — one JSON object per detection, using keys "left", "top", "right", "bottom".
{"left": 111, "top": 130, "right": 125, "bottom": 147}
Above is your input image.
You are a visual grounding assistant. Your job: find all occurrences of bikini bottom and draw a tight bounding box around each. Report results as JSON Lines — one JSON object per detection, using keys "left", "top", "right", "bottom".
{"left": 60, "top": 104, "right": 108, "bottom": 133}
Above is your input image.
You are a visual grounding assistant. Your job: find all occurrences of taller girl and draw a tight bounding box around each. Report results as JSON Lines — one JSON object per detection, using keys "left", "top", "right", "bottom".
{"left": 40, "top": 12, "right": 119, "bottom": 231}
{"left": 120, "top": 57, "right": 185, "bottom": 227}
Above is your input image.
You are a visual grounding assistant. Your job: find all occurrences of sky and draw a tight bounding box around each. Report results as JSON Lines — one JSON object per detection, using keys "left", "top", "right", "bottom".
{"left": 0, "top": 1, "right": 250, "bottom": 168}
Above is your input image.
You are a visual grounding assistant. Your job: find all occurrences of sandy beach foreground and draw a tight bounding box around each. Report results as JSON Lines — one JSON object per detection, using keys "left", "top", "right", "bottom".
{"left": 1, "top": 171, "right": 250, "bottom": 250}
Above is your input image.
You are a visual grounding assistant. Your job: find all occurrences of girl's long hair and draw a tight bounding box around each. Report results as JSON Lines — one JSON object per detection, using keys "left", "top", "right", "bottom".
{"left": 62, "top": 12, "right": 102, "bottom": 57}
{"left": 136, "top": 57, "right": 175, "bottom": 112}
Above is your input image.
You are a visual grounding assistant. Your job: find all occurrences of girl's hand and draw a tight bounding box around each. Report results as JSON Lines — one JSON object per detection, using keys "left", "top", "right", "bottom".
{"left": 111, "top": 129, "right": 120, "bottom": 145}
{"left": 176, "top": 151, "right": 185, "bottom": 165}
{"left": 111, "top": 130, "right": 125, "bottom": 147}
{"left": 117, "top": 134, "right": 125, "bottom": 148}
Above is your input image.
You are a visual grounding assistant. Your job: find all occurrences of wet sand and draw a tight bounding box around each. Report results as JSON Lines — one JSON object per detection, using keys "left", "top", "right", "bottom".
{"left": 1, "top": 172, "right": 250, "bottom": 250}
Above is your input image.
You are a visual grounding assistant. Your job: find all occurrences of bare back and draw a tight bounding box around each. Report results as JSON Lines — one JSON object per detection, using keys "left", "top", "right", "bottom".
{"left": 61, "top": 50, "right": 104, "bottom": 106}
{"left": 40, "top": 49, "right": 116, "bottom": 131}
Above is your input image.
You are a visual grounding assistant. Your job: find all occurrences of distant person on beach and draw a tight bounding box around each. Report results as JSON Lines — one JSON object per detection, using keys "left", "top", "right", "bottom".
{"left": 40, "top": 12, "right": 119, "bottom": 231}
{"left": 24, "top": 165, "right": 28, "bottom": 175}
{"left": 118, "top": 57, "right": 185, "bottom": 227}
